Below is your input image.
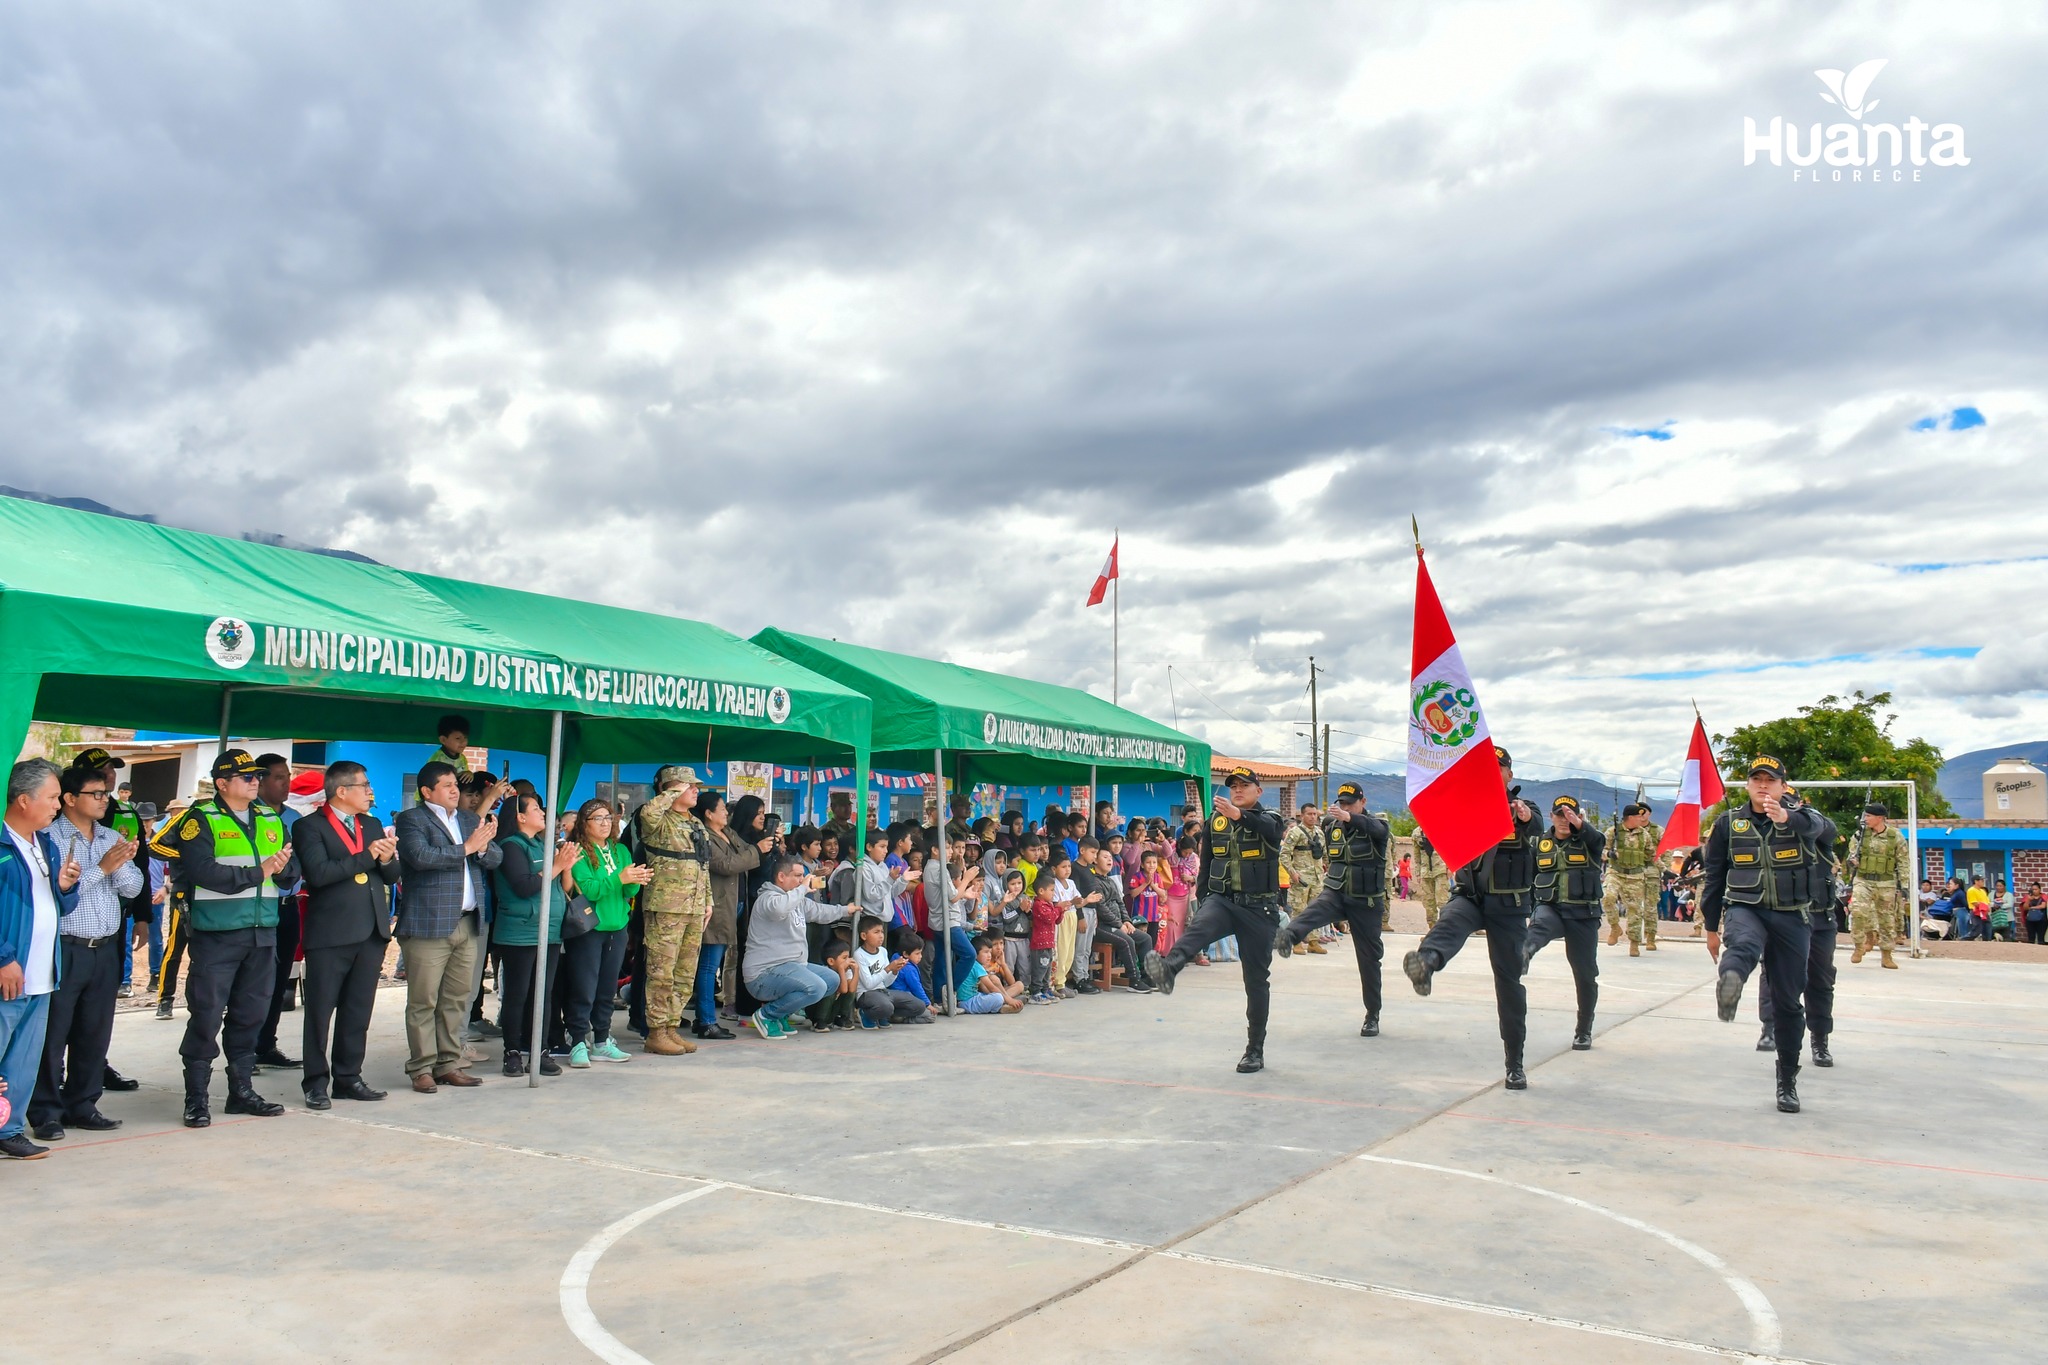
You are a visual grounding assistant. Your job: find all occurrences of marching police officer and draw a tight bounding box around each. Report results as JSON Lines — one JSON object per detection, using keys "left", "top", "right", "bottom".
{"left": 171, "top": 749, "right": 298, "bottom": 1128}
{"left": 1145, "top": 765, "right": 1288, "bottom": 1074}
{"left": 1701, "top": 755, "right": 1828, "bottom": 1114}
{"left": 1276, "top": 782, "right": 1390, "bottom": 1037}
{"left": 1754, "top": 791, "right": 1842, "bottom": 1068}
{"left": 1403, "top": 746, "right": 1542, "bottom": 1089}
{"left": 1521, "top": 794, "right": 1606, "bottom": 1051}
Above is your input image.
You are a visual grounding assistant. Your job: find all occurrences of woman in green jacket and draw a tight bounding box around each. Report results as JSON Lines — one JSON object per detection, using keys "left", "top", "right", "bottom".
{"left": 492, "top": 794, "right": 580, "bottom": 1077}
{"left": 558, "top": 798, "right": 651, "bottom": 1066}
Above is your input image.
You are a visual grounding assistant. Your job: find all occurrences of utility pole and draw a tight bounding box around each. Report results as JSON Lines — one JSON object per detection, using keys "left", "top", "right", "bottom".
{"left": 1307, "top": 656, "right": 1319, "bottom": 803}
{"left": 1322, "top": 723, "right": 1332, "bottom": 807}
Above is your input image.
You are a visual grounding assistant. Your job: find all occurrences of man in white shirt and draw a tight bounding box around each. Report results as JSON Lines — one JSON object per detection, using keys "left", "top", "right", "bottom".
{"left": 2, "top": 759, "right": 82, "bottom": 1159}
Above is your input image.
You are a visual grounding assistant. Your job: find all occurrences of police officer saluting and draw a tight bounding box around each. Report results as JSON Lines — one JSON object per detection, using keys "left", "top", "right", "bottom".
{"left": 1701, "top": 755, "right": 1828, "bottom": 1114}
{"left": 1276, "top": 782, "right": 1391, "bottom": 1038}
{"left": 1403, "top": 746, "right": 1542, "bottom": 1090}
{"left": 1145, "top": 765, "right": 1288, "bottom": 1074}
{"left": 1753, "top": 789, "right": 1842, "bottom": 1068}
{"left": 1521, "top": 795, "right": 1606, "bottom": 1051}
{"left": 172, "top": 749, "right": 298, "bottom": 1128}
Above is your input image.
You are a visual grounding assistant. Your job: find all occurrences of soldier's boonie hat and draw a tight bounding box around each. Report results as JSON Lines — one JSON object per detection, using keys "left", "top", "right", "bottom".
{"left": 73, "top": 746, "right": 126, "bottom": 771}
{"left": 1492, "top": 745, "right": 1512, "bottom": 766}
{"left": 1223, "top": 765, "right": 1260, "bottom": 788}
{"left": 1747, "top": 755, "right": 1788, "bottom": 780}
{"left": 211, "top": 748, "right": 264, "bottom": 779}
{"left": 1863, "top": 802, "right": 1891, "bottom": 817}
{"left": 655, "top": 764, "right": 703, "bottom": 790}
{"left": 1551, "top": 794, "right": 1579, "bottom": 813}
{"left": 1335, "top": 782, "right": 1364, "bottom": 801}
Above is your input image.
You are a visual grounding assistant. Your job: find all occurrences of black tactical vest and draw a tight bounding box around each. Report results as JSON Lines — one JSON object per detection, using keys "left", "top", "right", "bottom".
{"left": 1207, "top": 807, "right": 1281, "bottom": 899}
{"left": 1534, "top": 833, "right": 1602, "bottom": 906}
{"left": 1324, "top": 817, "right": 1386, "bottom": 901}
{"left": 1723, "top": 812, "right": 1816, "bottom": 911}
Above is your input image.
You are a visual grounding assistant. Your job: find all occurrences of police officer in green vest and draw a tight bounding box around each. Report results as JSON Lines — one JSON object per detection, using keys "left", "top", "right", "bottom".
{"left": 70, "top": 748, "right": 148, "bottom": 1091}
{"left": 174, "top": 749, "right": 299, "bottom": 1128}
{"left": 1275, "top": 782, "right": 1391, "bottom": 1038}
{"left": 1404, "top": 746, "right": 1543, "bottom": 1090}
{"left": 1145, "top": 766, "right": 1289, "bottom": 1074}
{"left": 1521, "top": 795, "right": 1607, "bottom": 1052}
{"left": 1701, "top": 755, "right": 1829, "bottom": 1114}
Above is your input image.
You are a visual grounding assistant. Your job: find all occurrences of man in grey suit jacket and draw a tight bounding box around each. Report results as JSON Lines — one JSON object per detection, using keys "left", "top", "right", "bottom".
{"left": 394, "top": 761, "right": 502, "bottom": 1092}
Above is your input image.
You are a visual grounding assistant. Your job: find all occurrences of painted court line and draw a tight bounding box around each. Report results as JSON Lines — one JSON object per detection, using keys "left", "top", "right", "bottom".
{"left": 1358, "top": 1154, "right": 1782, "bottom": 1355}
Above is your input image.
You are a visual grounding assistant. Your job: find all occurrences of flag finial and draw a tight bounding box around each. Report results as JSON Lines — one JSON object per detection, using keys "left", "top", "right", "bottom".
{"left": 1411, "top": 514, "right": 1422, "bottom": 558}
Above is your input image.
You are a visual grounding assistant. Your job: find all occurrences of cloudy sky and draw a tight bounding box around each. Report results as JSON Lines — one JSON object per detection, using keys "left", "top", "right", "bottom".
{"left": 4, "top": 1, "right": 2044, "bottom": 785}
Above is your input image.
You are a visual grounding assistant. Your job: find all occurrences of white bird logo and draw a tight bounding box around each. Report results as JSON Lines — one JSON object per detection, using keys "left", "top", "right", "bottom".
{"left": 1815, "top": 59, "right": 1886, "bottom": 120}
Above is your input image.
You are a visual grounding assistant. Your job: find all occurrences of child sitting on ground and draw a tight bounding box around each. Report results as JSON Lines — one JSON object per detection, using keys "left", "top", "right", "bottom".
{"left": 805, "top": 937, "right": 860, "bottom": 1032}
{"left": 884, "top": 927, "right": 936, "bottom": 1023}
{"left": 958, "top": 936, "right": 1026, "bottom": 1013}
{"left": 1027, "top": 883, "right": 1062, "bottom": 1003}
{"left": 853, "top": 917, "right": 928, "bottom": 1026}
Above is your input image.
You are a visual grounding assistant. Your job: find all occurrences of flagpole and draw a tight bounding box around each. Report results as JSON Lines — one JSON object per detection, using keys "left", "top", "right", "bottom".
{"left": 1111, "top": 529, "right": 1119, "bottom": 818}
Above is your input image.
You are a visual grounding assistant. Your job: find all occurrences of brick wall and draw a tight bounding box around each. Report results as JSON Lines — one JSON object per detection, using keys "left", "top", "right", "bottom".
{"left": 2015, "top": 849, "right": 2048, "bottom": 893}
{"left": 1923, "top": 847, "right": 1947, "bottom": 883}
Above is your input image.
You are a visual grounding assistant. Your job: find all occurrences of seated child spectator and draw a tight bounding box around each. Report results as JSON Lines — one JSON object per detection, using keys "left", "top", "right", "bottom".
{"left": 1089, "top": 847, "right": 1153, "bottom": 991}
{"left": 1027, "top": 883, "right": 1062, "bottom": 1004}
{"left": 741, "top": 856, "right": 853, "bottom": 1038}
{"left": 804, "top": 938, "right": 861, "bottom": 1032}
{"left": 887, "top": 930, "right": 936, "bottom": 1022}
{"left": 953, "top": 937, "right": 1025, "bottom": 1014}
{"left": 853, "top": 917, "right": 928, "bottom": 1026}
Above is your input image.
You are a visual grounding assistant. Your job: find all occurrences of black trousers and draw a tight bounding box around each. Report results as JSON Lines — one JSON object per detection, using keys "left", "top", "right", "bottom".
{"left": 1758, "top": 918, "right": 1836, "bottom": 1043}
{"left": 1721, "top": 906, "right": 1812, "bottom": 1070}
{"left": 29, "top": 937, "right": 122, "bottom": 1126}
{"left": 561, "top": 927, "right": 630, "bottom": 1046}
{"left": 259, "top": 896, "right": 303, "bottom": 1052}
{"left": 156, "top": 900, "right": 189, "bottom": 1005}
{"left": 302, "top": 937, "right": 386, "bottom": 1091}
{"left": 1163, "top": 893, "right": 1281, "bottom": 1042}
{"left": 1096, "top": 925, "right": 1149, "bottom": 984}
{"left": 180, "top": 929, "right": 278, "bottom": 1074}
{"left": 1419, "top": 894, "right": 1529, "bottom": 1047}
{"left": 1525, "top": 906, "right": 1599, "bottom": 1027}
{"left": 1287, "top": 888, "right": 1384, "bottom": 1017}
{"left": 498, "top": 943, "right": 560, "bottom": 1055}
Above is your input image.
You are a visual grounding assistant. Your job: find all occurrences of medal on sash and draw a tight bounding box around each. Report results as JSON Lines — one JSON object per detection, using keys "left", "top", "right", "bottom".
{"left": 326, "top": 806, "right": 371, "bottom": 883}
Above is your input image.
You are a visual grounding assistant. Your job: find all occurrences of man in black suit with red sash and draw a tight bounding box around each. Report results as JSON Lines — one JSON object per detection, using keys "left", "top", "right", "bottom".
{"left": 290, "top": 761, "right": 400, "bottom": 1109}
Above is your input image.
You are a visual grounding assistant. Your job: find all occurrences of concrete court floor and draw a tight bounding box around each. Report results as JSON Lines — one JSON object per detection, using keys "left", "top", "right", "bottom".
{"left": 13, "top": 929, "right": 2047, "bottom": 1365}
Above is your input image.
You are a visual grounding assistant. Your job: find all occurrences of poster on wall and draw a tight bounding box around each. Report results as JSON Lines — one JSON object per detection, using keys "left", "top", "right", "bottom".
{"left": 726, "top": 761, "right": 775, "bottom": 807}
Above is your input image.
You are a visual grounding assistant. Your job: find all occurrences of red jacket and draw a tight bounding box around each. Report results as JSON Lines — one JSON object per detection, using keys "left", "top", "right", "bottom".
{"left": 1028, "top": 895, "right": 1060, "bottom": 950}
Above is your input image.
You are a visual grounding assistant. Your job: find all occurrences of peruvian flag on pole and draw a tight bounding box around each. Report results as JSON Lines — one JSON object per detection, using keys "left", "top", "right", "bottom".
{"left": 1406, "top": 541, "right": 1512, "bottom": 870}
{"left": 1085, "top": 536, "right": 1119, "bottom": 606}
{"left": 1657, "top": 715, "right": 1725, "bottom": 857}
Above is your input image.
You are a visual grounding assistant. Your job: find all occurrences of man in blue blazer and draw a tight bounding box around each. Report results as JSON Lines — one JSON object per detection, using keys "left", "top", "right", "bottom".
{"left": 2, "top": 759, "right": 82, "bottom": 1159}
{"left": 394, "top": 762, "right": 502, "bottom": 1092}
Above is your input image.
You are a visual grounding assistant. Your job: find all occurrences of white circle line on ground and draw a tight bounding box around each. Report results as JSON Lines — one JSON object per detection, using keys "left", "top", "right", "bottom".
{"left": 1357, "top": 1154, "right": 1783, "bottom": 1356}
{"left": 836, "top": 1137, "right": 1327, "bottom": 1160}
{"left": 562, "top": 1184, "right": 727, "bottom": 1365}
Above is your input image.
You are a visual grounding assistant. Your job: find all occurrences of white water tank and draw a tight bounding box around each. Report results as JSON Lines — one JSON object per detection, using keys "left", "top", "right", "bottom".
{"left": 1983, "top": 758, "right": 2048, "bottom": 820}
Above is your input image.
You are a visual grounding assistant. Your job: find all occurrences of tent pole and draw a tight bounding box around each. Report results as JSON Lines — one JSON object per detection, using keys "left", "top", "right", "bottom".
{"left": 531, "top": 709, "right": 564, "bottom": 1088}
{"left": 217, "top": 685, "right": 235, "bottom": 749}
{"left": 934, "top": 748, "right": 954, "bottom": 1016}
{"left": 806, "top": 755, "right": 816, "bottom": 827}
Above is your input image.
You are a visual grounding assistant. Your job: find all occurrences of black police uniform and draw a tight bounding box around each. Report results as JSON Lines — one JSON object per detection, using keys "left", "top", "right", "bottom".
{"left": 1148, "top": 793, "right": 1288, "bottom": 1070}
{"left": 1755, "top": 807, "right": 1840, "bottom": 1066}
{"left": 256, "top": 806, "right": 305, "bottom": 1068}
{"left": 1279, "top": 798, "right": 1391, "bottom": 1033}
{"left": 1408, "top": 802, "right": 1544, "bottom": 1083}
{"left": 1522, "top": 816, "right": 1606, "bottom": 1049}
{"left": 1701, "top": 791, "right": 1827, "bottom": 1112}
{"left": 175, "top": 797, "right": 298, "bottom": 1125}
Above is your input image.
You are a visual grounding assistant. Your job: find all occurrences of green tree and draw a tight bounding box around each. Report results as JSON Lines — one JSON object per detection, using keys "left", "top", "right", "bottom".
{"left": 1710, "top": 692, "right": 1953, "bottom": 843}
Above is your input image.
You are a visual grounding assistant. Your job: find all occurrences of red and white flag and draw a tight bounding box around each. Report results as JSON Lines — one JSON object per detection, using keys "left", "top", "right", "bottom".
{"left": 1657, "top": 715, "right": 1725, "bottom": 856}
{"left": 1085, "top": 536, "right": 1119, "bottom": 607}
{"left": 1405, "top": 545, "right": 1511, "bottom": 870}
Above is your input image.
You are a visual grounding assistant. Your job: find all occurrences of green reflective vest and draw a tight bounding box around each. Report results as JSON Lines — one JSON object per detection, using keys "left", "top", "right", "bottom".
{"left": 188, "top": 801, "right": 287, "bottom": 932}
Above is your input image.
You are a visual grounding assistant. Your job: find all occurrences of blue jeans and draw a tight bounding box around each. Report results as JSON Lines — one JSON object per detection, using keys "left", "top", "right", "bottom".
{"left": 937, "top": 926, "right": 976, "bottom": 999}
{"left": 0, "top": 993, "right": 52, "bottom": 1139}
{"left": 745, "top": 961, "right": 839, "bottom": 1021}
{"left": 688, "top": 943, "right": 728, "bottom": 1027}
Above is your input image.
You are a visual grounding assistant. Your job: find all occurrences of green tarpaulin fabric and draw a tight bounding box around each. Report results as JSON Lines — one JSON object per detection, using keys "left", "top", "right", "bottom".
{"left": 0, "top": 496, "right": 869, "bottom": 782}
{"left": 750, "top": 628, "right": 1208, "bottom": 790}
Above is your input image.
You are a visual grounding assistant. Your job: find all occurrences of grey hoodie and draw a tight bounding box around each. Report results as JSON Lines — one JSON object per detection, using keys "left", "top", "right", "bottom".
{"left": 744, "top": 882, "right": 850, "bottom": 977}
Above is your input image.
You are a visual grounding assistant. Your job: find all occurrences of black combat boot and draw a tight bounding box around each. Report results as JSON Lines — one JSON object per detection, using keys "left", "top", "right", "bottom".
{"left": 1756, "top": 1025, "right": 1776, "bottom": 1052}
{"left": 1143, "top": 950, "right": 1176, "bottom": 996}
{"left": 1403, "top": 949, "right": 1436, "bottom": 997}
{"left": 1775, "top": 1061, "right": 1800, "bottom": 1114}
{"left": 1360, "top": 1013, "right": 1380, "bottom": 1038}
{"left": 1572, "top": 1015, "right": 1593, "bottom": 1051}
{"left": 223, "top": 1059, "right": 284, "bottom": 1117}
{"left": 182, "top": 1061, "right": 212, "bottom": 1129}
{"left": 1504, "top": 1041, "right": 1527, "bottom": 1090}
{"left": 1811, "top": 1035, "right": 1833, "bottom": 1067}
{"left": 1716, "top": 970, "right": 1743, "bottom": 1022}
{"left": 1236, "top": 1032, "right": 1265, "bottom": 1074}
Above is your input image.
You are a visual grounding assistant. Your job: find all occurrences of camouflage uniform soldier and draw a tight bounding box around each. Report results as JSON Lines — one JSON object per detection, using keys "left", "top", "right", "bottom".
{"left": 636, "top": 765, "right": 713, "bottom": 1056}
{"left": 1847, "top": 803, "right": 1909, "bottom": 969}
{"left": 1413, "top": 834, "right": 1450, "bottom": 928}
{"left": 1281, "top": 805, "right": 1328, "bottom": 953}
{"left": 1601, "top": 865, "right": 1623, "bottom": 944}
{"left": 1608, "top": 804, "right": 1663, "bottom": 955}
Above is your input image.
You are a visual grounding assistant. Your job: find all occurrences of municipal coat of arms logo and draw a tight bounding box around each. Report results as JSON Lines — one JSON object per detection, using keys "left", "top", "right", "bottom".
{"left": 205, "top": 616, "right": 255, "bottom": 670}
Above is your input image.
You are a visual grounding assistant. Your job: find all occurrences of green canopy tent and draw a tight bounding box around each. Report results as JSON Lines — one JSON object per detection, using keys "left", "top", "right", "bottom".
{"left": 750, "top": 628, "right": 1209, "bottom": 1011}
{"left": 0, "top": 495, "right": 872, "bottom": 1081}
